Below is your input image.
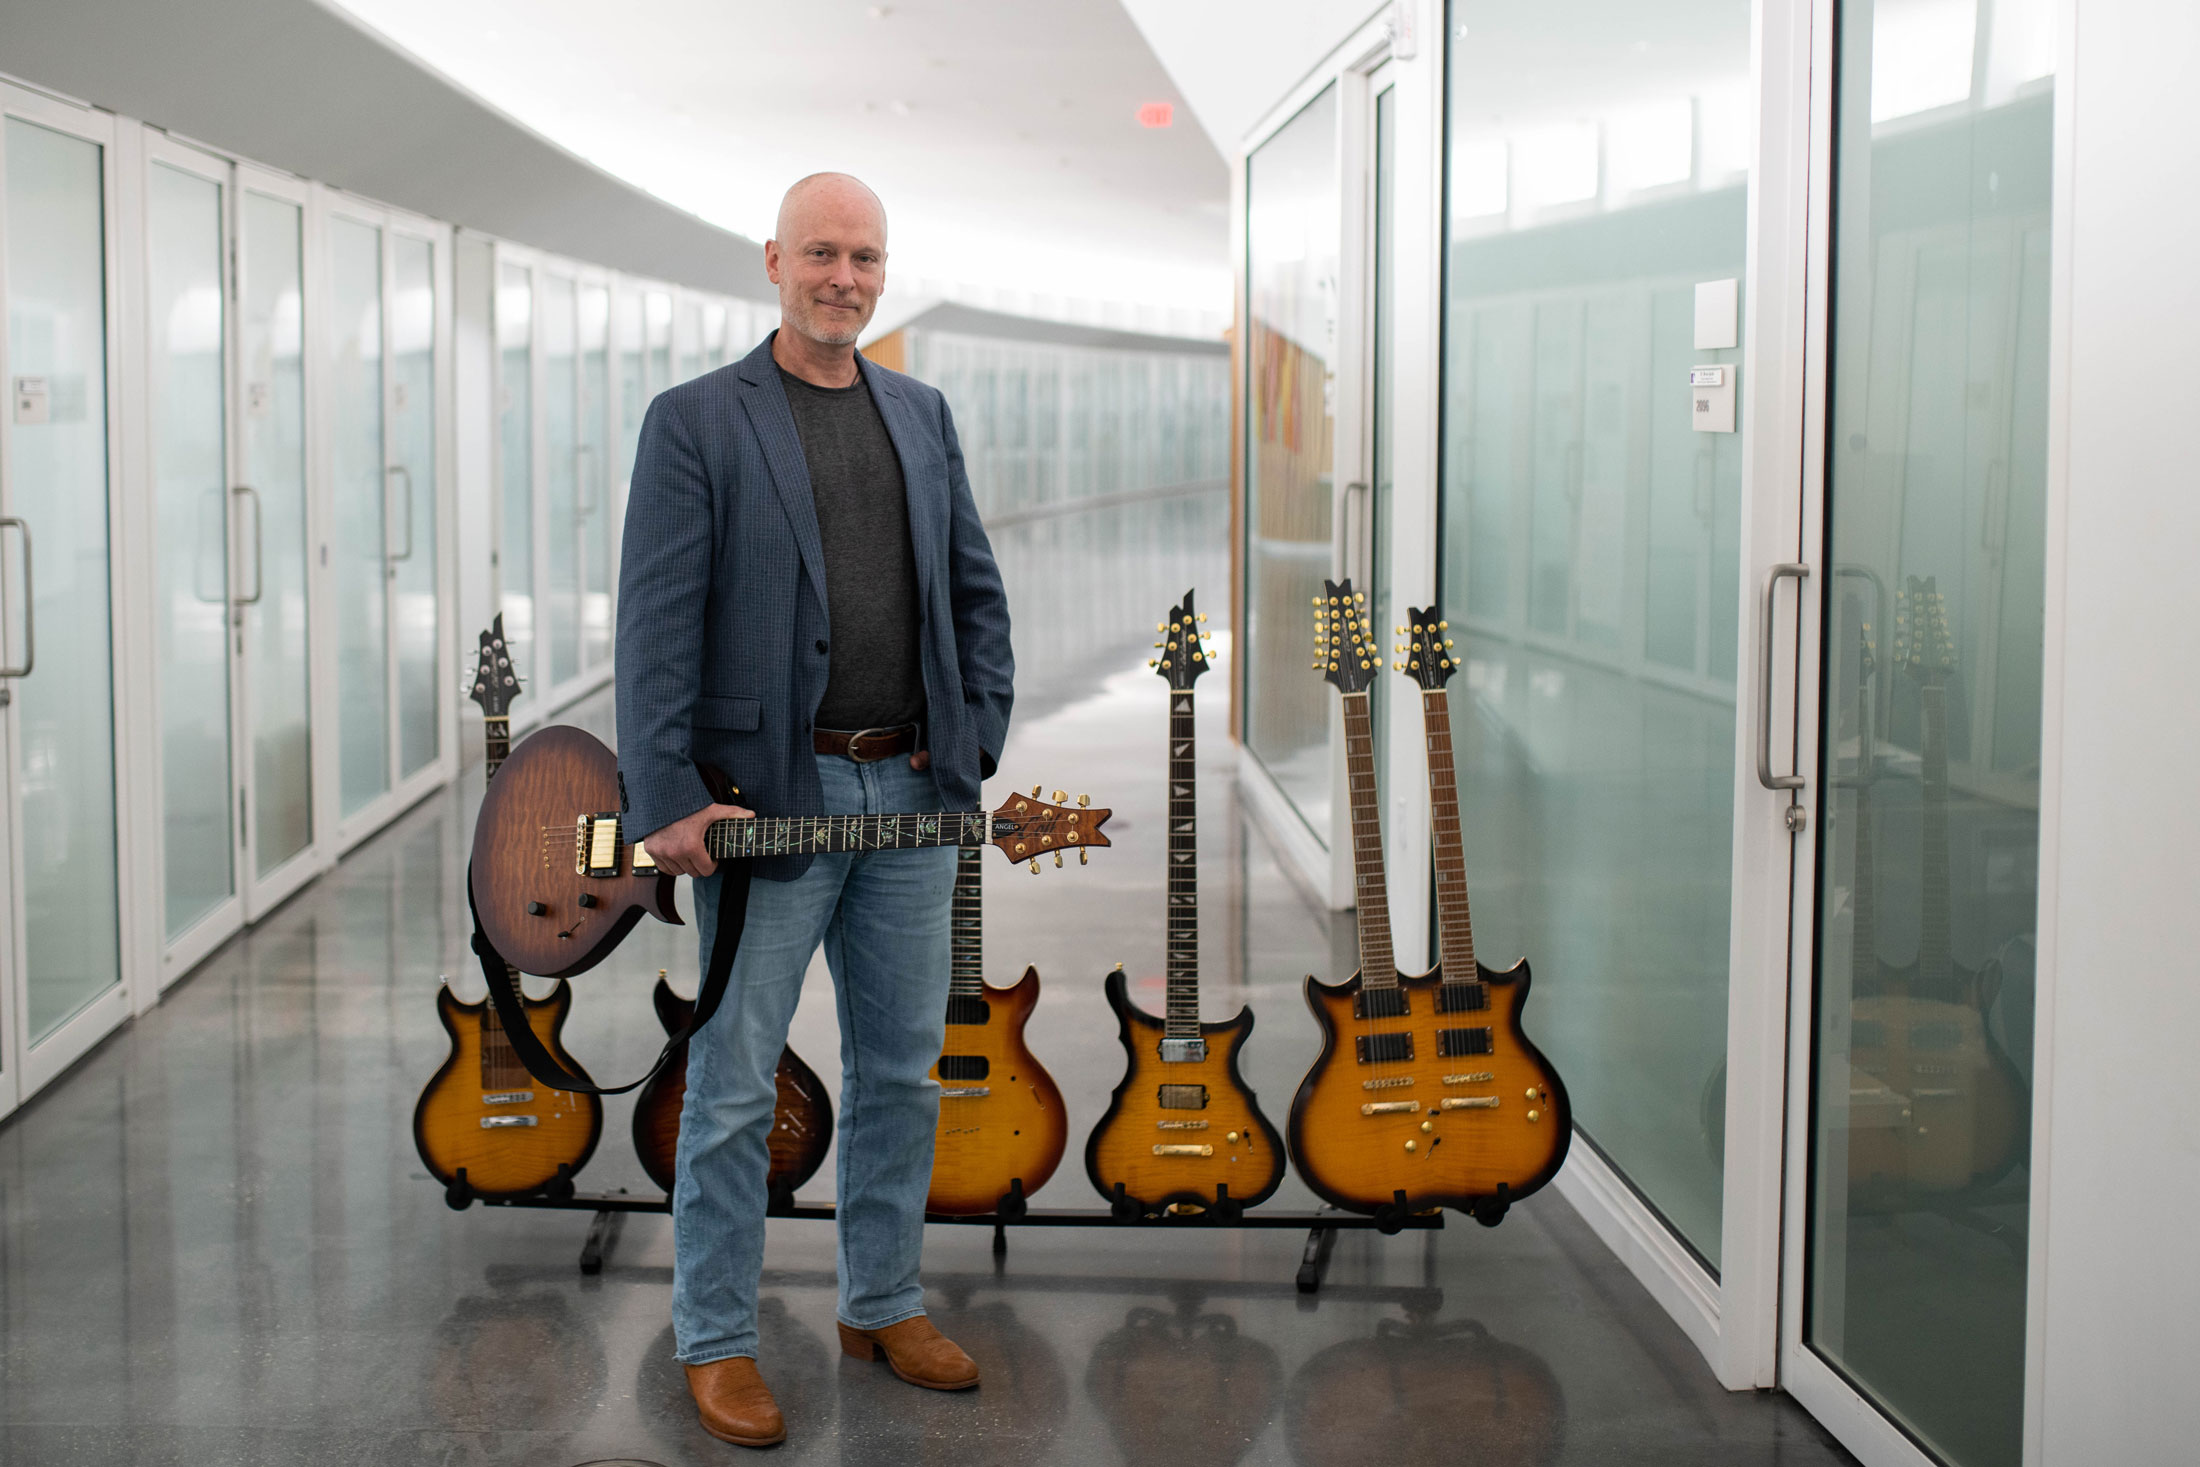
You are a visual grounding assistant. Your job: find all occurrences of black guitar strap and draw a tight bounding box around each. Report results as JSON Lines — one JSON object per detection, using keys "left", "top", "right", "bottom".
{"left": 470, "top": 864, "right": 753, "bottom": 1097}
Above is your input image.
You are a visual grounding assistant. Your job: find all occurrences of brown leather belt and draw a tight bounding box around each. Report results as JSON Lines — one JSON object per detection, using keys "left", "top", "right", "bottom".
{"left": 813, "top": 723, "right": 919, "bottom": 763}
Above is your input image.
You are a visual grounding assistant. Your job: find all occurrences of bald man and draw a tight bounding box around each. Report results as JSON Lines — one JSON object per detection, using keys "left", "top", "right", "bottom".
{"left": 617, "top": 173, "right": 1014, "bottom": 1447}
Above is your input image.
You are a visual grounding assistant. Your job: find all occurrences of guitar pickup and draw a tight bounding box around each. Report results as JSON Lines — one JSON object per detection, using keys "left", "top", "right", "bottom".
{"left": 1356, "top": 1032, "right": 1414, "bottom": 1064}
{"left": 1436, "top": 981, "right": 1490, "bottom": 1014}
{"left": 1156, "top": 1083, "right": 1208, "bottom": 1110}
{"left": 578, "top": 814, "right": 624, "bottom": 877}
{"left": 1437, "top": 1027, "right": 1493, "bottom": 1058}
{"left": 479, "top": 1115, "right": 539, "bottom": 1129}
{"left": 1158, "top": 1037, "right": 1207, "bottom": 1063}
{"left": 938, "top": 1055, "right": 989, "bottom": 1081}
{"left": 1354, "top": 987, "right": 1409, "bottom": 1020}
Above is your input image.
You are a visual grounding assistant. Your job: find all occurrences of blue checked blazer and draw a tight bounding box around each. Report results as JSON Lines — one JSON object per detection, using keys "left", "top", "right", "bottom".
{"left": 615, "top": 332, "right": 1014, "bottom": 880}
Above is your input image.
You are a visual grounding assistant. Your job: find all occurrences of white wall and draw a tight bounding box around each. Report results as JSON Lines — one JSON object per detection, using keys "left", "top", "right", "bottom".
{"left": 1117, "top": 0, "right": 1390, "bottom": 149}
{"left": 2030, "top": 1, "right": 2200, "bottom": 1460}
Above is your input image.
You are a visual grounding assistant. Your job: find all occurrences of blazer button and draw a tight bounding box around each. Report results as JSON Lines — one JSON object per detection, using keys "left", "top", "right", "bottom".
{"left": 815, "top": 639, "right": 829, "bottom": 654}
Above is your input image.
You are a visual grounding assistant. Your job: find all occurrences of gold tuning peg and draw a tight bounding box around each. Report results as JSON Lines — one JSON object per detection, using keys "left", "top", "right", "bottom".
{"left": 1031, "top": 785, "right": 1042, "bottom": 798}
{"left": 1053, "top": 851, "right": 1063, "bottom": 867}
{"left": 1029, "top": 859, "right": 1040, "bottom": 875}
{"left": 1078, "top": 849, "right": 1088, "bottom": 865}
{"left": 1197, "top": 612, "right": 1208, "bottom": 622}
{"left": 1157, "top": 621, "right": 1167, "bottom": 632}
{"left": 1077, "top": 794, "right": 1090, "bottom": 807}
{"left": 1149, "top": 659, "right": 1158, "bottom": 667}
{"left": 1052, "top": 789, "right": 1066, "bottom": 803}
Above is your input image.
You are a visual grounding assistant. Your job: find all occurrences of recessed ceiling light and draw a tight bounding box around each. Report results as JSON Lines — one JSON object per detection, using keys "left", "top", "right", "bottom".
{"left": 1136, "top": 102, "right": 1173, "bottom": 128}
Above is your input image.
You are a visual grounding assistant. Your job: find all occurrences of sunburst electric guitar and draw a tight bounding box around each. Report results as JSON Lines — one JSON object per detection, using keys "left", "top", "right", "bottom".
{"left": 1086, "top": 590, "right": 1285, "bottom": 1221}
{"left": 1287, "top": 589, "right": 1568, "bottom": 1226}
{"left": 414, "top": 617, "right": 602, "bottom": 1205}
{"left": 924, "top": 845, "right": 1069, "bottom": 1215}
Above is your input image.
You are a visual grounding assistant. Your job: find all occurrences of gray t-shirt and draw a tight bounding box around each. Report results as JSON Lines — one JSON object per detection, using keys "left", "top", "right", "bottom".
{"left": 778, "top": 367, "right": 926, "bottom": 732}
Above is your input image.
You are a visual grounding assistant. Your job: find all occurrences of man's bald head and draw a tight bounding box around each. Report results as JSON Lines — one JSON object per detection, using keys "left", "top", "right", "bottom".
{"left": 765, "top": 173, "right": 889, "bottom": 357}
{"left": 775, "top": 172, "right": 887, "bottom": 245}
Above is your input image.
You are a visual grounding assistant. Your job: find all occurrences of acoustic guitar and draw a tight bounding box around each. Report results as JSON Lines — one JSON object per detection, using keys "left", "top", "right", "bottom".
{"left": 1085, "top": 590, "right": 1285, "bottom": 1221}
{"left": 630, "top": 971, "right": 834, "bottom": 1203}
{"left": 1846, "top": 577, "right": 2028, "bottom": 1198}
{"left": 1288, "top": 589, "right": 1567, "bottom": 1225}
{"left": 414, "top": 617, "right": 602, "bottom": 1203}
{"left": 925, "top": 845, "right": 1069, "bottom": 1215}
{"left": 468, "top": 723, "right": 1110, "bottom": 979}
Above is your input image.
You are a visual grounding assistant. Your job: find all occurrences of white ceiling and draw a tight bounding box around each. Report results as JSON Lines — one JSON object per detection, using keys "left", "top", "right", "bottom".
{"left": 329, "top": 0, "right": 1231, "bottom": 321}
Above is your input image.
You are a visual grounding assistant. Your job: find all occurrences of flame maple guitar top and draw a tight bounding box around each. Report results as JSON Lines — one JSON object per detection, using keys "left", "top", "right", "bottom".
{"left": 413, "top": 982, "right": 601, "bottom": 1197}
{"left": 1288, "top": 961, "right": 1568, "bottom": 1215}
{"left": 927, "top": 965, "right": 1069, "bottom": 1215}
{"left": 1084, "top": 967, "right": 1285, "bottom": 1214}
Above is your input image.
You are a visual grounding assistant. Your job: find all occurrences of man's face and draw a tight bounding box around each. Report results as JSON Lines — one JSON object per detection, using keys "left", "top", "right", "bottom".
{"left": 766, "top": 184, "right": 886, "bottom": 348}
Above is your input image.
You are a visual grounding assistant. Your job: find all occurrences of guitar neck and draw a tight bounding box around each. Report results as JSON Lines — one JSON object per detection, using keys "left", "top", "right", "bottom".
{"left": 704, "top": 811, "right": 992, "bottom": 860}
{"left": 478, "top": 963, "right": 526, "bottom": 1087}
{"left": 1340, "top": 691, "right": 1397, "bottom": 986}
{"left": 950, "top": 847, "right": 984, "bottom": 997}
{"left": 1419, "top": 690, "right": 1476, "bottom": 975}
{"left": 1918, "top": 682, "right": 1952, "bottom": 987}
{"left": 1165, "top": 689, "right": 1199, "bottom": 1039}
{"left": 484, "top": 716, "right": 511, "bottom": 784}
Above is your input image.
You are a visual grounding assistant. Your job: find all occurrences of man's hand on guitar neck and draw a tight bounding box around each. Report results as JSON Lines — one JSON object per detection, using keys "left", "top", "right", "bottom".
{"left": 644, "top": 799, "right": 755, "bottom": 879}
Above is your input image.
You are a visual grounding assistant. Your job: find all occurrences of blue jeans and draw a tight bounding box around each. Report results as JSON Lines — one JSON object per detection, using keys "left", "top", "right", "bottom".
{"left": 671, "top": 753, "right": 957, "bottom": 1364}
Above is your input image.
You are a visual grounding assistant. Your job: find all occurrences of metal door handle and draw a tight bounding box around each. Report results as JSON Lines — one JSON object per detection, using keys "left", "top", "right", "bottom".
{"left": 1755, "top": 562, "right": 1809, "bottom": 794}
{"left": 0, "top": 516, "right": 35, "bottom": 679}
{"left": 232, "top": 485, "right": 264, "bottom": 606}
{"left": 386, "top": 465, "right": 414, "bottom": 562}
{"left": 575, "top": 443, "right": 597, "bottom": 518}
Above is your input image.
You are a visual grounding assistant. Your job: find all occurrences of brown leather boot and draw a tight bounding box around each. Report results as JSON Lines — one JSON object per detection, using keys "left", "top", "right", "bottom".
{"left": 837, "top": 1316, "right": 981, "bottom": 1390}
{"left": 684, "top": 1357, "right": 787, "bottom": 1447}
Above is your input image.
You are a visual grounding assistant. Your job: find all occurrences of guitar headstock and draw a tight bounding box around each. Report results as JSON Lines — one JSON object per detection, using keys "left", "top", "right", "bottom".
{"left": 988, "top": 785, "right": 1113, "bottom": 872}
{"left": 1312, "top": 578, "right": 1381, "bottom": 694}
{"left": 1149, "top": 589, "right": 1214, "bottom": 690}
{"left": 1393, "top": 605, "right": 1457, "bottom": 691}
{"left": 1893, "top": 576, "right": 1954, "bottom": 684}
{"left": 469, "top": 614, "right": 520, "bottom": 718}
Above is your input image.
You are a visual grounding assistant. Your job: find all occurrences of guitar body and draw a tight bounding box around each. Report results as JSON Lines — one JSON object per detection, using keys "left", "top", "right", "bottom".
{"left": 1288, "top": 959, "right": 1569, "bottom": 1218}
{"left": 927, "top": 965, "right": 1069, "bottom": 1215}
{"left": 1847, "top": 960, "right": 2028, "bottom": 1198}
{"left": 413, "top": 980, "right": 602, "bottom": 1198}
{"left": 1084, "top": 966, "right": 1284, "bottom": 1216}
{"left": 630, "top": 977, "right": 834, "bottom": 1199}
{"left": 470, "top": 725, "right": 682, "bottom": 978}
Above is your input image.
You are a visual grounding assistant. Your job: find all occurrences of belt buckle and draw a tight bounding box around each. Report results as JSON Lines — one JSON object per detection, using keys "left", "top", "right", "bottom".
{"left": 846, "top": 726, "right": 897, "bottom": 763}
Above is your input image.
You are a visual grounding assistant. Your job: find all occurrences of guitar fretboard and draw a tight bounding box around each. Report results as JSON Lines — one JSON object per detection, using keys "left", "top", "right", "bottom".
{"left": 1340, "top": 691, "right": 1397, "bottom": 987}
{"left": 480, "top": 713, "right": 519, "bottom": 1080}
{"left": 1165, "top": 690, "right": 1200, "bottom": 1039}
{"left": 1918, "top": 682, "right": 1952, "bottom": 991}
{"left": 1420, "top": 690, "right": 1477, "bottom": 975}
{"left": 484, "top": 716, "right": 511, "bottom": 784}
{"left": 950, "top": 847, "right": 984, "bottom": 998}
{"left": 704, "top": 812, "right": 992, "bottom": 859}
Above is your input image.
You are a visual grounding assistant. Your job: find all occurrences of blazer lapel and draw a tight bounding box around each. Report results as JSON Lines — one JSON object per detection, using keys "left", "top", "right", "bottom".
{"left": 858, "top": 353, "right": 941, "bottom": 609}
{"left": 736, "top": 335, "right": 829, "bottom": 611}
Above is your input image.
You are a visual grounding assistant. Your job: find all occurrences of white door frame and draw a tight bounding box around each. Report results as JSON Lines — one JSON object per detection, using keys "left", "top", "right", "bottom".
{"left": 0, "top": 83, "right": 136, "bottom": 1110}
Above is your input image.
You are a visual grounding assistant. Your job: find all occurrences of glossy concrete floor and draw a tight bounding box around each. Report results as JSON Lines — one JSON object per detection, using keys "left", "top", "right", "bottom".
{"left": 0, "top": 512, "right": 1856, "bottom": 1466}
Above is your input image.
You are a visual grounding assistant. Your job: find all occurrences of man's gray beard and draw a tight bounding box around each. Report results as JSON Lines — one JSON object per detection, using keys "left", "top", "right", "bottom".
{"left": 792, "top": 302, "right": 863, "bottom": 347}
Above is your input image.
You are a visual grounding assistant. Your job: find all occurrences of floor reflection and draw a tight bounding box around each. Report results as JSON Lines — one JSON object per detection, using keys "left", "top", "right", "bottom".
{"left": 1286, "top": 1313, "right": 1565, "bottom": 1467}
{"left": 427, "top": 1287, "right": 607, "bottom": 1430}
{"left": 1084, "top": 1297, "right": 1282, "bottom": 1467}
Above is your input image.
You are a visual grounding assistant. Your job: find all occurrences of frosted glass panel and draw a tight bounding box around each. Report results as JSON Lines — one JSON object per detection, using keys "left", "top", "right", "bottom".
{"left": 542, "top": 274, "right": 578, "bottom": 686}
{"left": 330, "top": 216, "right": 388, "bottom": 816}
{"left": 675, "top": 299, "right": 700, "bottom": 383}
{"left": 147, "top": 161, "right": 234, "bottom": 937}
{"left": 5, "top": 118, "right": 122, "bottom": 1041}
{"left": 645, "top": 290, "right": 671, "bottom": 397}
{"left": 391, "top": 234, "right": 437, "bottom": 777}
{"left": 497, "top": 263, "right": 533, "bottom": 695}
{"left": 579, "top": 283, "right": 611, "bottom": 670}
{"left": 240, "top": 191, "right": 313, "bottom": 876}
{"left": 1439, "top": 2, "right": 1751, "bottom": 1265}
{"left": 1806, "top": 8, "right": 2051, "bottom": 1464}
{"left": 1243, "top": 85, "right": 1337, "bottom": 846}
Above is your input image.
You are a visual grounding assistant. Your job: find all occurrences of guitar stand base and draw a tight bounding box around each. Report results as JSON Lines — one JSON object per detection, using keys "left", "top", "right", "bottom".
{"left": 479, "top": 1190, "right": 1444, "bottom": 1288}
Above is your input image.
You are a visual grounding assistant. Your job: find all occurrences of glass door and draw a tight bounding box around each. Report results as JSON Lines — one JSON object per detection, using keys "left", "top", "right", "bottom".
{"left": 577, "top": 279, "right": 611, "bottom": 672}
{"left": 1785, "top": 5, "right": 2056, "bottom": 1464}
{"left": 143, "top": 133, "right": 246, "bottom": 979}
{"left": 325, "top": 201, "right": 450, "bottom": 847}
{"left": 235, "top": 164, "right": 320, "bottom": 919}
{"left": 0, "top": 87, "right": 129, "bottom": 1105}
